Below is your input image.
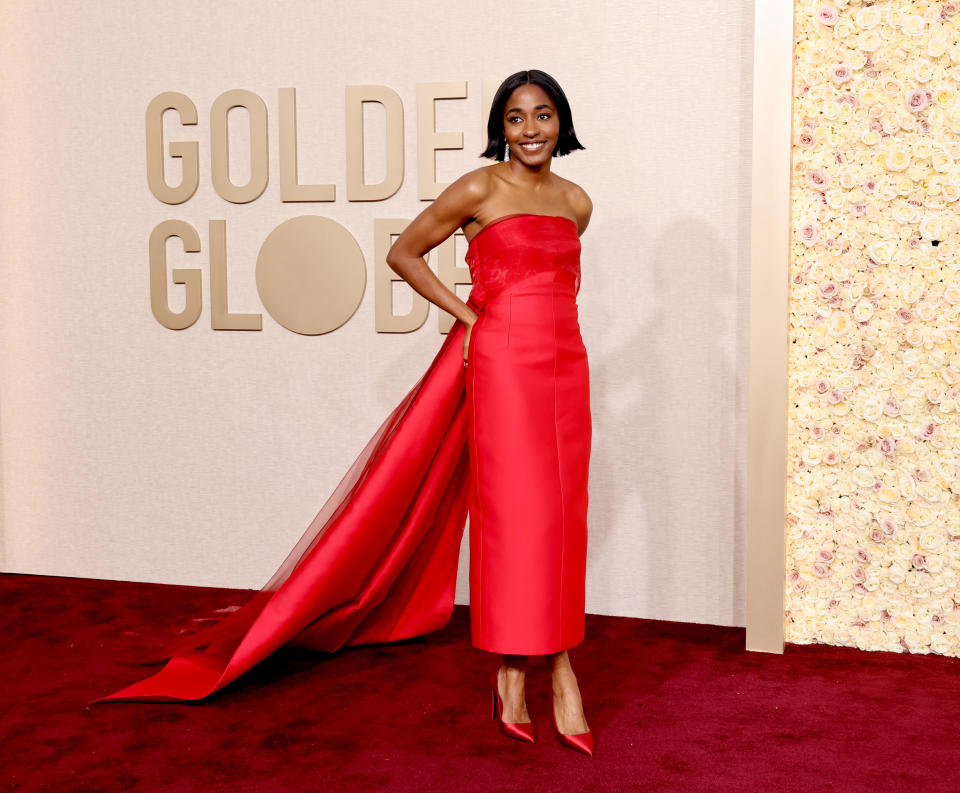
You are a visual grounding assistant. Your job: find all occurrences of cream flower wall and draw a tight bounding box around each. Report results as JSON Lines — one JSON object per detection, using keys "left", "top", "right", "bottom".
{"left": 786, "top": 0, "right": 960, "bottom": 655}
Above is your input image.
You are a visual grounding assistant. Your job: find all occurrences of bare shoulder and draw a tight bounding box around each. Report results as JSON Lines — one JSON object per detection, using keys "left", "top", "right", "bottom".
{"left": 448, "top": 165, "right": 497, "bottom": 203}
{"left": 428, "top": 165, "right": 497, "bottom": 226}
{"left": 555, "top": 175, "right": 593, "bottom": 233}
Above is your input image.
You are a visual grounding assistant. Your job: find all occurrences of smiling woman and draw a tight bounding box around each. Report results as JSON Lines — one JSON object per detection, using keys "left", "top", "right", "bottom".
{"left": 96, "top": 68, "right": 596, "bottom": 757}
{"left": 386, "top": 68, "right": 595, "bottom": 755}
{"left": 480, "top": 69, "right": 585, "bottom": 161}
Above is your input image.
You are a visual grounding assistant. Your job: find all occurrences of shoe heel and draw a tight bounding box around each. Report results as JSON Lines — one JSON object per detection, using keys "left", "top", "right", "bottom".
{"left": 488, "top": 666, "right": 535, "bottom": 744}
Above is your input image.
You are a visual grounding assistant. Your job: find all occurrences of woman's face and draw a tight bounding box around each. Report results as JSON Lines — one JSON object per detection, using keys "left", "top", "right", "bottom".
{"left": 502, "top": 83, "right": 559, "bottom": 166}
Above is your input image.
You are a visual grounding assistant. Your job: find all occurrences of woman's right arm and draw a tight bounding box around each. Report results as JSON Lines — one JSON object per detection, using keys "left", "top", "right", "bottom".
{"left": 385, "top": 169, "right": 489, "bottom": 329}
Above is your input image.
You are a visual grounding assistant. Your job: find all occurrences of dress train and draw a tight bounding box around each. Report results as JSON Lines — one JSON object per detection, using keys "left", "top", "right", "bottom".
{"left": 94, "top": 318, "right": 473, "bottom": 703}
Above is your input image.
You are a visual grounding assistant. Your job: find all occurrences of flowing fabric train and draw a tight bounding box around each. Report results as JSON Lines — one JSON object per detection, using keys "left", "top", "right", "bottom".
{"left": 93, "top": 317, "right": 473, "bottom": 703}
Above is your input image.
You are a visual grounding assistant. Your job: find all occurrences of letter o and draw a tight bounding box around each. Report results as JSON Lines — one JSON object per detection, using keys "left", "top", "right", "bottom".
{"left": 210, "top": 89, "right": 269, "bottom": 203}
{"left": 255, "top": 216, "right": 366, "bottom": 335}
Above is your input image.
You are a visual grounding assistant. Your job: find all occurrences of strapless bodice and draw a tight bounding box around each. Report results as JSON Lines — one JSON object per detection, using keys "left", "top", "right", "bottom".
{"left": 465, "top": 214, "right": 581, "bottom": 308}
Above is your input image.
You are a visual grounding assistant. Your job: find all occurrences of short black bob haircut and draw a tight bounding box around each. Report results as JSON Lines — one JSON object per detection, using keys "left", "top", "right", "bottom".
{"left": 481, "top": 69, "right": 585, "bottom": 161}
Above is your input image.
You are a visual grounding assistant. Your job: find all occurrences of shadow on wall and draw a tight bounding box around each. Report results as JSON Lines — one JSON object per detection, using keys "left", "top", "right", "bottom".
{"left": 587, "top": 217, "right": 742, "bottom": 626}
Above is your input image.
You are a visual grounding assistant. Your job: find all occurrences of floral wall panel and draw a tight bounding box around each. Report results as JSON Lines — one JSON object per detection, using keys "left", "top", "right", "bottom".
{"left": 785, "top": 0, "right": 960, "bottom": 655}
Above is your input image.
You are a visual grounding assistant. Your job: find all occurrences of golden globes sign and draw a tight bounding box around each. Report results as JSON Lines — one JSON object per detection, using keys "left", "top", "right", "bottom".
{"left": 147, "top": 83, "right": 495, "bottom": 335}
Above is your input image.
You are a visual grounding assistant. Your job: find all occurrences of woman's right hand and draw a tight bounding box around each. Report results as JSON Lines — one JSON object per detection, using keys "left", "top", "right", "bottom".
{"left": 463, "top": 312, "right": 479, "bottom": 364}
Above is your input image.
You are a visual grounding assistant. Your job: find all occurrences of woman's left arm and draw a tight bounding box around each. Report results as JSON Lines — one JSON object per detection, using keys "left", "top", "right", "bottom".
{"left": 571, "top": 184, "right": 593, "bottom": 236}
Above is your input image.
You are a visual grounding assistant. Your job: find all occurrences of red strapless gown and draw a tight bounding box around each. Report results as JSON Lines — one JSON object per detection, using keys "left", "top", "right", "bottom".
{"left": 93, "top": 213, "right": 590, "bottom": 703}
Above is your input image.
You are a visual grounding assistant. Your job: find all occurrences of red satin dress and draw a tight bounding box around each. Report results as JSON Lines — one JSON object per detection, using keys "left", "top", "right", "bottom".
{"left": 93, "top": 213, "right": 590, "bottom": 704}
{"left": 465, "top": 214, "right": 590, "bottom": 655}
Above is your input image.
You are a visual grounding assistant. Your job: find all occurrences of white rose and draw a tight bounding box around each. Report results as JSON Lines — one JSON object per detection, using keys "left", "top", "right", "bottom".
{"left": 920, "top": 214, "right": 944, "bottom": 239}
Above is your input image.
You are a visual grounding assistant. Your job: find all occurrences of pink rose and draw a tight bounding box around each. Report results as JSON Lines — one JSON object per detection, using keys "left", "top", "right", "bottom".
{"left": 907, "top": 89, "right": 930, "bottom": 113}
{"left": 817, "top": 5, "right": 839, "bottom": 25}
{"left": 815, "top": 378, "right": 831, "bottom": 394}
{"left": 870, "top": 529, "right": 885, "bottom": 543}
{"left": 827, "top": 389, "right": 843, "bottom": 404}
{"left": 897, "top": 308, "right": 913, "bottom": 322}
{"left": 819, "top": 281, "right": 838, "bottom": 298}
{"left": 797, "top": 130, "right": 816, "bottom": 148}
{"left": 818, "top": 549, "right": 835, "bottom": 563}
{"left": 831, "top": 65, "right": 852, "bottom": 83}
{"left": 921, "top": 422, "right": 937, "bottom": 440}
{"left": 853, "top": 567, "right": 867, "bottom": 583}
{"left": 807, "top": 170, "right": 831, "bottom": 189}
{"left": 912, "top": 554, "right": 927, "bottom": 570}
{"left": 812, "top": 562, "right": 831, "bottom": 578}
{"left": 798, "top": 220, "right": 821, "bottom": 246}
{"left": 879, "top": 437, "right": 895, "bottom": 454}
{"left": 856, "top": 548, "right": 871, "bottom": 563}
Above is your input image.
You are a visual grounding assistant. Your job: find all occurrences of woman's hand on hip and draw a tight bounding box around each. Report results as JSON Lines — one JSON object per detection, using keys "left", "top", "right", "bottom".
{"left": 463, "top": 312, "right": 479, "bottom": 364}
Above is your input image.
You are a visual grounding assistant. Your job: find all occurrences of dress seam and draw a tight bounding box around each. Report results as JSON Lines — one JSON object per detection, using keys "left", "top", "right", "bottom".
{"left": 468, "top": 340, "right": 485, "bottom": 644}
{"left": 552, "top": 291, "right": 566, "bottom": 647}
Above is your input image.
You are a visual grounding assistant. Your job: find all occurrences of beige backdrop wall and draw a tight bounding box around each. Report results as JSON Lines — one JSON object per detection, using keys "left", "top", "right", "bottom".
{"left": 0, "top": 0, "right": 754, "bottom": 627}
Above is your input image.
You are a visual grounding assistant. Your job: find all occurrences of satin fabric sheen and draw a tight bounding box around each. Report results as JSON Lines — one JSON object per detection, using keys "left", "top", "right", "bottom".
{"left": 94, "top": 214, "right": 590, "bottom": 703}
{"left": 466, "top": 214, "right": 591, "bottom": 655}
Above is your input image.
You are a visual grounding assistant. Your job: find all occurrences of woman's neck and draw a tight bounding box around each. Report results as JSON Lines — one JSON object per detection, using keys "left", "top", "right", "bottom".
{"left": 504, "top": 158, "right": 553, "bottom": 189}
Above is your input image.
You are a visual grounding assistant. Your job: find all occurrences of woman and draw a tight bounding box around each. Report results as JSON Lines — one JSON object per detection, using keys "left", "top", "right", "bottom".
{"left": 386, "top": 69, "right": 593, "bottom": 753}
{"left": 94, "top": 69, "right": 594, "bottom": 756}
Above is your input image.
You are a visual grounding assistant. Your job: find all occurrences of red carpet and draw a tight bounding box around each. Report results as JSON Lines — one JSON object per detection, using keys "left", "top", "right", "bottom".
{"left": 3, "top": 572, "right": 960, "bottom": 793}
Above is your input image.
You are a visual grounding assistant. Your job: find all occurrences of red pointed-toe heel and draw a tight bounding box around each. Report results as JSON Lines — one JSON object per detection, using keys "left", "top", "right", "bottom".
{"left": 551, "top": 692, "right": 594, "bottom": 756}
{"left": 489, "top": 666, "right": 535, "bottom": 744}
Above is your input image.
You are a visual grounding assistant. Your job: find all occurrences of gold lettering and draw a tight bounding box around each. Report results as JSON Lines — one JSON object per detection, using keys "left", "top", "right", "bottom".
{"left": 210, "top": 89, "right": 269, "bottom": 204}
{"left": 416, "top": 81, "right": 466, "bottom": 200}
{"left": 279, "top": 87, "right": 335, "bottom": 202}
{"left": 256, "top": 216, "right": 366, "bottom": 335}
{"left": 149, "top": 220, "right": 202, "bottom": 330}
{"left": 209, "top": 220, "right": 262, "bottom": 330}
{"left": 346, "top": 86, "right": 404, "bottom": 201}
{"left": 146, "top": 92, "right": 199, "bottom": 205}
